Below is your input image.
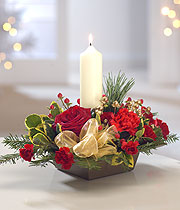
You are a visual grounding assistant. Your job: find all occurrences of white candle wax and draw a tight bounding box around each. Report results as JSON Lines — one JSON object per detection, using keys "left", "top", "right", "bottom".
{"left": 80, "top": 34, "right": 102, "bottom": 108}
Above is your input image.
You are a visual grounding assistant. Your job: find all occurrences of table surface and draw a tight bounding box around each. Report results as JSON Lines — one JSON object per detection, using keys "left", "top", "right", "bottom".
{"left": 0, "top": 137, "right": 180, "bottom": 210}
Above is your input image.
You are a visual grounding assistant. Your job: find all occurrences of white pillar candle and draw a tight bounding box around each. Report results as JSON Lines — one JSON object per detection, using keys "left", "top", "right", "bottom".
{"left": 80, "top": 34, "right": 102, "bottom": 108}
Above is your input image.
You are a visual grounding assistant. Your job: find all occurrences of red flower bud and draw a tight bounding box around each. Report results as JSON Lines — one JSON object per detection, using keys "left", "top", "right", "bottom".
{"left": 127, "top": 97, "right": 132, "bottom": 101}
{"left": 50, "top": 105, "right": 54, "bottom": 110}
{"left": 58, "top": 93, "right": 63, "bottom": 98}
{"left": 98, "top": 125, "right": 103, "bottom": 131}
{"left": 140, "top": 99, "right": 143, "bottom": 104}
{"left": 77, "top": 98, "right": 80, "bottom": 105}
{"left": 48, "top": 113, "right": 53, "bottom": 118}
{"left": 64, "top": 98, "right": 70, "bottom": 104}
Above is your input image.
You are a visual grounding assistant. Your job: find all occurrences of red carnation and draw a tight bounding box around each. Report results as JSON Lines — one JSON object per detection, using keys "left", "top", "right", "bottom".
{"left": 55, "top": 147, "right": 74, "bottom": 170}
{"left": 143, "top": 125, "right": 157, "bottom": 141}
{"left": 155, "top": 119, "right": 169, "bottom": 140}
{"left": 110, "top": 108, "right": 140, "bottom": 136}
{"left": 19, "top": 144, "right": 34, "bottom": 162}
{"left": 121, "top": 141, "right": 139, "bottom": 155}
{"left": 54, "top": 105, "right": 91, "bottom": 136}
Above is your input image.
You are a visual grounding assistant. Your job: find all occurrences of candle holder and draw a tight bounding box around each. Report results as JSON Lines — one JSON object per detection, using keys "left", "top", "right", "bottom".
{"left": 0, "top": 72, "right": 179, "bottom": 180}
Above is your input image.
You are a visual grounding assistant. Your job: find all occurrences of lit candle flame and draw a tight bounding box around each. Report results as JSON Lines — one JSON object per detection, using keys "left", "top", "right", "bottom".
{"left": 89, "top": 33, "right": 93, "bottom": 46}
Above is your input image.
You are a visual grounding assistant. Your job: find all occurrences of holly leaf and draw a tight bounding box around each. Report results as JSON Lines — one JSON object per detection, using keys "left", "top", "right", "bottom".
{"left": 25, "top": 114, "right": 42, "bottom": 129}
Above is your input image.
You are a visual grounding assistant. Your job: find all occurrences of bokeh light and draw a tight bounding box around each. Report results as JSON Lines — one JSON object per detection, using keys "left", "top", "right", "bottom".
{"left": 164, "top": 27, "right": 173, "bottom": 36}
{"left": 0, "top": 52, "right": 6, "bottom": 61}
{"left": 173, "top": 19, "right": 180, "bottom": 28}
{"left": 9, "top": 28, "right": 17, "bottom": 36}
{"left": 174, "top": 0, "right": 180, "bottom": 4}
{"left": 4, "top": 61, "right": 13, "bottom": 70}
{"left": 168, "top": 10, "right": 176, "bottom": 19}
{"left": 161, "top": 7, "right": 170, "bottom": 16}
{"left": 13, "top": 43, "right": 22, "bottom": 51}
{"left": 3, "top": 23, "right": 11, "bottom": 31}
{"left": 8, "top": 16, "right": 16, "bottom": 25}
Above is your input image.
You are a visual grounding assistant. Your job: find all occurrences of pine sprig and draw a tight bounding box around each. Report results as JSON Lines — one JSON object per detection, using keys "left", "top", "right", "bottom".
{"left": 29, "top": 153, "right": 55, "bottom": 167}
{"left": 104, "top": 71, "right": 135, "bottom": 105}
{"left": 2, "top": 134, "right": 31, "bottom": 151}
{"left": 0, "top": 153, "right": 20, "bottom": 165}
{"left": 166, "top": 133, "right": 179, "bottom": 144}
{"left": 138, "top": 141, "right": 167, "bottom": 155}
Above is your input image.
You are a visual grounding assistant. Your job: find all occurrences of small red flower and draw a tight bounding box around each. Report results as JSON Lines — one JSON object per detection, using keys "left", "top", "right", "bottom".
{"left": 77, "top": 98, "right": 80, "bottom": 105}
{"left": 121, "top": 141, "right": 139, "bottom": 155}
{"left": 140, "top": 99, "right": 144, "bottom": 104}
{"left": 115, "top": 133, "right": 120, "bottom": 139}
{"left": 19, "top": 144, "right": 34, "bottom": 162}
{"left": 50, "top": 105, "right": 54, "bottom": 110}
{"left": 48, "top": 113, "right": 53, "bottom": 118}
{"left": 64, "top": 98, "right": 70, "bottom": 104}
{"left": 98, "top": 125, "right": 103, "bottom": 131}
{"left": 141, "top": 106, "right": 155, "bottom": 125}
{"left": 127, "top": 97, "right": 132, "bottom": 101}
{"left": 144, "top": 125, "right": 157, "bottom": 141}
{"left": 58, "top": 93, "right": 63, "bottom": 98}
{"left": 102, "top": 94, "right": 106, "bottom": 97}
{"left": 55, "top": 147, "right": 74, "bottom": 170}
{"left": 155, "top": 119, "right": 169, "bottom": 140}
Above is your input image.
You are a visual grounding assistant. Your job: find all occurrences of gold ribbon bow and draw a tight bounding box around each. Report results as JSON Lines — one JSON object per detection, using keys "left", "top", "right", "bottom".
{"left": 54, "top": 118, "right": 117, "bottom": 158}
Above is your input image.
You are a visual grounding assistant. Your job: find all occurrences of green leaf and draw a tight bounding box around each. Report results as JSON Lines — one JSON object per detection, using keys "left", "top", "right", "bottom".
{"left": 50, "top": 101, "right": 63, "bottom": 119}
{"left": 112, "top": 153, "right": 123, "bottom": 166}
{"left": 33, "top": 133, "right": 50, "bottom": 146}
{"left": 43, "top": 122, "right": 56, "bottom": 140}
{"left": 136, "top": 128, "right": 145, "bottom": 138}
{"left": 25, "top": 114, "right": 42, "bottom": 129}
{"left": 56, "top": 123, "right": 62, "bottom": 134}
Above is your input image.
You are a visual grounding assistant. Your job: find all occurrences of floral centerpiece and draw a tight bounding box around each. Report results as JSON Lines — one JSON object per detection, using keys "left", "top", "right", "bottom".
{"left": 0, "top": 72, "right": 179, "bottom": 180}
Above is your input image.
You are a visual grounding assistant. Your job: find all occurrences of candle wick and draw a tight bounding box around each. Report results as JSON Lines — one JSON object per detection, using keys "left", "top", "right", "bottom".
{"left": 90, "top": 43, "right": 92, "bottom": 46}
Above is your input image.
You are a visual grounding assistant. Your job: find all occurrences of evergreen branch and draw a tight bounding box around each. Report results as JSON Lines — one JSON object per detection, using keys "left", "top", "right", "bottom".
{"left": 166, "top": 133, "right": 179, "bottom": 144}
{"left": 29, "top": 153, "right": 55, "bottom": 167}
{"left": 104, "top": 71, "right": 135, "bottom": 105}
{"left": 138, "top": 141, "right": 166, "bottom": 155}
{"left": 2, "top": 134, "right": 31, "bottom": 151}
{"left": 0, "top": 153, "right": 20, "bottom": 165}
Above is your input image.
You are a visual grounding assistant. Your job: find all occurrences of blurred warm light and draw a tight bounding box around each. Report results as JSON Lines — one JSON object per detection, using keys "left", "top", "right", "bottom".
{"left": 3, "top": 23, "right": 11, "bottom": 31}
{"left": 161, "top": 7, "right": 170, "bottom": 15}
{"left": 8, "top": 16, "right": 16, "bottom": 25}
{"left": 9, "top": 28, "right": 17, "bottom": 36}
{"left": 0, "top": 52, "right": 6, "bottom": 61}
{"left": 4, "top": 61, "right": 13, "bottom": 70}
{"left": 13, "top": 43, "right": 22, "bottom": 51}
{"left": 174, "top": 0, "right": 180, "bottom": 4}
{"left": 168, "top": 10, "right": 176, "bottom": 18}
{"left": 89, "top": 33, "right": 93, "bottom": 45}
{"left": 164, "top": 27, "right": 173, "bottom": 36}
{"left": 173, "top": 19, "right": 180, "bottom": 28}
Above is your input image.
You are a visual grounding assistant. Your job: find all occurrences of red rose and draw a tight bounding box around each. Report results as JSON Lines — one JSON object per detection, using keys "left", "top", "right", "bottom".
{"left": 155, "top": 119, "right": 169, "bottom": 140}
{"left": 110, "top": 108, "right": 140, "bottom": 136}
{"left": 54, "top": 105, "right": 91, "bottom": 136}
{"left": 19, "top": 144, "right": 34, "bottom": 162}
{"left": 55, "top": 147, "right": 74, "bottom": 170}
{"left": 143, "top": 125, "right": 157, "bottom": 141}
{"left": 121, "top": 141, "right": 139, "bottom": 155}
{"left": 100, "top": 112, "right": 114, "bottom": 124}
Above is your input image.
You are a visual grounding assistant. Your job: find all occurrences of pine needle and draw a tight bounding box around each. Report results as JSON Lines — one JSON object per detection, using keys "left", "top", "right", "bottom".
{"left": 104, "top": 71, "right": 135, "bottom": 105}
